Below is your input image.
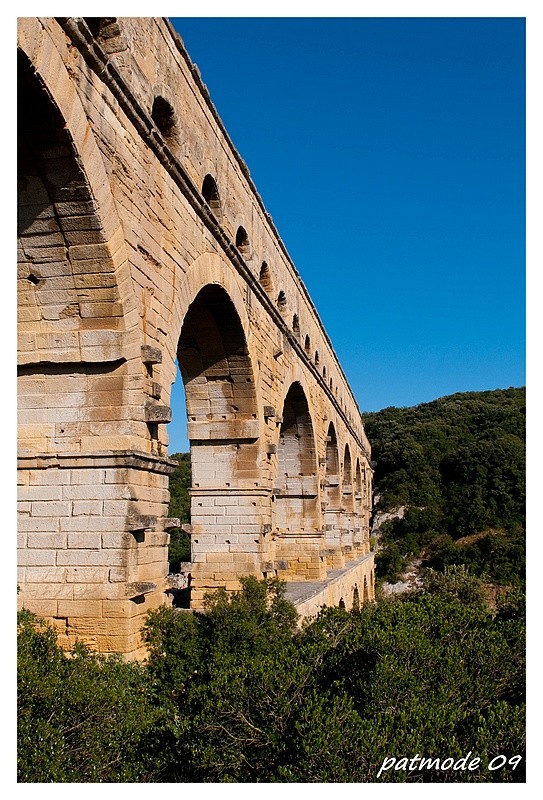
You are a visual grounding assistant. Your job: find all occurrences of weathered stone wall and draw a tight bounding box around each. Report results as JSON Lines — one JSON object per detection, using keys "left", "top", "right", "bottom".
{"left": 17, "top": 17, "right": 374, "bottom": 658}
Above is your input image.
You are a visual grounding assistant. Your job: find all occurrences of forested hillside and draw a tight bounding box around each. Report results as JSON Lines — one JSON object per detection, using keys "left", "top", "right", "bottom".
{"left": 363, "top": 387, "right": 526, "bottom": 586}
{"left": 167, "top": 452, "right": 191, "bottom": 569}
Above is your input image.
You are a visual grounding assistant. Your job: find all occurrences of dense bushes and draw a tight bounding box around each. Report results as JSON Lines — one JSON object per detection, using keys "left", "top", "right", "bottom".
{"left": 18, "top": 578, "right": 525, "bottom": 783}
{"left": 17, "top": 610, "right": 164, "bottom": 782}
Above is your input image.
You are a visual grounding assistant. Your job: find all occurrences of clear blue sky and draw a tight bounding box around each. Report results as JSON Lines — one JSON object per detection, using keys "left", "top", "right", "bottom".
{"left": 167, "top": 17, "right": 525, "bottom": 453}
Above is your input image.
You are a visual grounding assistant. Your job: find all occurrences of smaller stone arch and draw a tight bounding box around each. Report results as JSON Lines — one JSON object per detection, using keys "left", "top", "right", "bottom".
{"left": 259, "top": 261, "right": 273, "bottom": 294}
{"left": 323, "top": 422, "right": 343, "bottom": 569}
{"left": 277, "top": 290, "right": 288, "bottom": 314}
{"left": 201, "top": 174, "right": 222, "bottom": 222}
{"left": 151, "top": 95, "right": 178, "bottom": 146}
{"left": 352, "top": 584, "right": 360, "bottom": 611}
{"left": 84, "top": 17, "right": 121, "bottom": 45}
{"left": 235, "top": 226, "right": 251, "bottom": 259}
{"left": 323, "top": 365, "right": 327, "bottom": 381}
{"left": 292, "top": 313, "right": 300, "bottom": 334}
{"left": 354, "top": 458, "right": 364, "bottom": 553}
{"left": 304, "top": 334, "right": 311, "bottom": 354}
{"left": 314, "top": 350, "right": 320, "bottom": 365}
{"left": 342, "top": 443, "right": 355, "bottom": 556}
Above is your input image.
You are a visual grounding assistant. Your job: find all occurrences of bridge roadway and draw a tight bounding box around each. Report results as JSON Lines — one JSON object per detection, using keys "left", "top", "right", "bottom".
{"left": 17, "top": 17, "right": 375, "bottom": 657}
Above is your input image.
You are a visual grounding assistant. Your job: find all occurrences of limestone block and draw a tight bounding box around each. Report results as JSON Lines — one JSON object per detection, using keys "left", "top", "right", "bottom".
{"left": 24, "top": 583, "right": 74, "bottom": 600}
{"left": 102, "top": 532, "right": 135, "bottom": 549}
{"left": 67, "top": 533, "right": 103, "bottom": 550}
{"left": 72, "top": 499, "right": 104, "bottom": 516}
{"left": 20, "top": 599, "right": 59, "bottom": 617}
{"left": 32, "top": 501, "right": 72, "bottom": 518}
{"left": 18, "top": 549, "right": 57, "bottom": 566}
{"left": 108, "top": 568, "right": 128, "bottom": 582}
{"left": 126, "top": 514, "right": 157, "bottom": 531}
{"left": 27, "top": 532, "right": 67, "bottom": 549}
{"left": 187, "top": 419, "right": 259, "bottom": 440}
{"left": 24, "top": 565, "right": 67, "bottom": 582}
{"left": 141, "top": 344, "right": 162, "bottom": 364}
{"left": 145, "top": 404, "right": 172, "bottom": 423}
{"left": 58, "top": 516, "right": 119, "bottom": 533}
{"left": 56, "top": 549, "right": 125, "bottom": 567}
{"left": 65, "top": 567, "right": 108, "bottom": 583}
{"left": 56, "top": 599, "right": 103, "bottom": 618}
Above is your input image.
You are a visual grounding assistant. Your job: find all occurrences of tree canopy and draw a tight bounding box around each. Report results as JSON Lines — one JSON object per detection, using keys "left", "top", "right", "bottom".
{"left": 18, "top": 578, "right": 525, "bottom": 783}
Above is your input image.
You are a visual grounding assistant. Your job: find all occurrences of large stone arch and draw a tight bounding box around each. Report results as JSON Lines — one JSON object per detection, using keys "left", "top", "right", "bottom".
{"left": 172, "top": 281, "right": 263, "bottom": 606}
{"left": 273, "top": 381, "right": 325, "bottom": 580}
{"left": 17, "top": 21, "right": 138, "bottom": 353}
{"left": 17, "top": 30, "right": 140, "bottom": 461}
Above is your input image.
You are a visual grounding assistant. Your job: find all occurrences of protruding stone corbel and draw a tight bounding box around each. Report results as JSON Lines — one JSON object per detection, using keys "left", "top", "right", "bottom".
{"left": 126, "top": 581, "right": 157, "bottom": 598}
{"left": 145, "top": 404, "right": 172, "bottom": 423}
{"left": 163, "top": 517, "right": 181, "bottom": 529}
{"left": 127, "top": 514, "right": 157, "bottom": 531}
{"left": 263, "top": 405, "right": 276, "bottom": 419}
{"left": 166, "top": 573, "right": 190, "bottom": 590}
{"left": 141, "top": 344, "right": 162, "bottom": 364}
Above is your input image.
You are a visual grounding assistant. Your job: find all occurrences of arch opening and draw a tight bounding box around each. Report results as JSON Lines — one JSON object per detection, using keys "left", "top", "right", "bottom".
{"left": 277, "top": 290, "right": 287, "bottom": 313}
{"left": 274, "top": 382, "right": 318, "bottom": 533}
{"left": 175, "top": 283, "right": 260, "bottom": 603}
{"left": 353, "top": 584, "right": 360, "bottom": 611}
{"left": 202, "top": 174, "right": 222, "bottom": 221}
{"left": 259, "top": 261, "right": 273, "bottom": 295}
{"left": 323, "top": 421, "right": 343, "bottom": 567}
{"left": 235, "top": 226, "right": 250, "bottom": 258}
{"left": 343, "top": 444, "right": 352, "bottom": 489}
{"left": 325, "top": 423, "right": 340, "bottom": 509}
{"left": 177, "top": 284, "right": 258, "bottom": 450}
{"left": 84, "top": 17, "right": 119, "bottom": 41}
{"left": 152, "top": 95, "right": 177, "bottom": 143}
{"left": 17, "top": 47, "right": 127, "bottom": 332}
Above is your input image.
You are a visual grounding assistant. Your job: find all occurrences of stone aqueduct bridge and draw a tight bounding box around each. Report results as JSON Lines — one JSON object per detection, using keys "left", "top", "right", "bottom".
{"left": 17, "top": 17, "right": 375, "bottom": 658}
